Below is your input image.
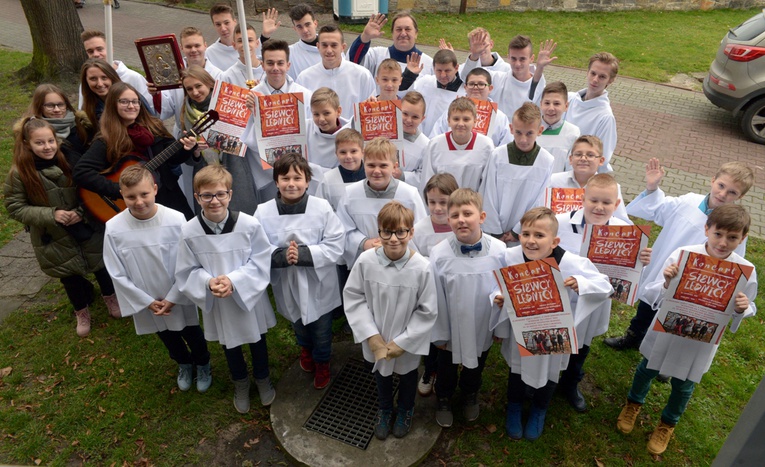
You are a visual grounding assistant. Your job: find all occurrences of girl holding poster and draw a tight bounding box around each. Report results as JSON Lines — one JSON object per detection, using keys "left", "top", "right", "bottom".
{"left": 616, "top": 205, "right": 757, "bottom": 456}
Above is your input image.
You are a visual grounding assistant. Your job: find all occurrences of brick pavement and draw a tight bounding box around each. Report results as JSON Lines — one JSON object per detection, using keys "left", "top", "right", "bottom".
{"left": 0, "top": 0, "right": 762, "bottom": 236}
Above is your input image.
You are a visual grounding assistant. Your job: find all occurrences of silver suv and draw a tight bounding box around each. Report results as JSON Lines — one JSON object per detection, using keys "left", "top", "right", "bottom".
{"left": 704, "top": 10, "right": 765, "bottom": 144}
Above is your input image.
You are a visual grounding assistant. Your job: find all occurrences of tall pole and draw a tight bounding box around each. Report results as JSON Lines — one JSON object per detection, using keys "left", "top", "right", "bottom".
{"left": 235, "top": 0, "right": 255, "bottom": 88}
{"left": 104, "top": 0, "right": 114, "bottom": 65}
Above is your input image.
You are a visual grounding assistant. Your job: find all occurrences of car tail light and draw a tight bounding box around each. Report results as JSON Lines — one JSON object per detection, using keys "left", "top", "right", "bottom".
{"left": 709, "top": 72, "right": 737, "bottom": 91}
{"left": 724, "top": 44, "right": 765, "bottom": 62}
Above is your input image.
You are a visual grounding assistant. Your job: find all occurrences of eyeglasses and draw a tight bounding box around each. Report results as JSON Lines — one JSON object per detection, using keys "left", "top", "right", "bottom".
{"left": 117, "top": 99, "right": 141, "bottom": 107}
{"left": 465, "top": 82, "right": 489, "bottom": 89}
{"left": 378, "top": 228, "right": 411, "bottom": 240}
{"left": 43, "top": 103, "right": 67, "bottom": 110}
{"left": 571, "top": 152, "right": 601, "bottom": 160}
{"left": 196, "top": 191, "right": 231, "bottom": 202}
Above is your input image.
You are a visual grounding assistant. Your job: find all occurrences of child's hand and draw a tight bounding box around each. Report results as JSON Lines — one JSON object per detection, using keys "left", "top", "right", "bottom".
{"left": 180, "top": 134, "right": 198, "bottom": 151}
{"left": 392, "top": 166, "right": 404, "bottom": 180}
{"left": 364, "top": 94, "right": 379, "bottom": 103}
{"left": 438, "top": 38, "right": 453, "bottom": 51}
{"left": 493, "top": 295, "right": 505, "bottom": 308}
{"left": 245, "top": 90, "right": 258, "bottom": 114}
{"left": 148, "top": 300, "right": 164, "bottom": 315}
{"left": 385, "top": 341, "right": 404, "bottom": 359}
{"left": 287, "top": 241, "right": 299, "bottom": 265}
{"left": 663, "top": 264, "right": 679, "bottom": 288}
{"left": 157, "top": 299, "right": 175, "bottom": 315}
{"left": 563, "top": 276, "right": 579, "bottom": 293}
{"left": 734, "top": 292, "right": 749, "bottom": 314}
{"left": 360, "top": 13, "right": 387, "bottom": 43}
{"left": 368, "top": 334, "right": 388, "bottom": 361}
{"left": 261, "top": 8, "right": 280, "bottom": 39}
{"left": 645, "top": 158, "right": 665, "bottom": 192}
{"left": 500, "top": 231, "right": 518, "bottom": 243}
{"left": 363, "top": 237, "right": 381, "bottom": 250}
{"left": 639, "top": 247, "right": 652, "bottom": 266}
{"left": 406, "top": 51, "right": 423, "bottom": 75}
{"left": 210, "top": 275, "right": 233, "bottom": 298}
{"left": 468, "top": 30, "right": 490, "bottom": 60}
{"left": 535, "top": 40, "right": 558, "bottom": 69}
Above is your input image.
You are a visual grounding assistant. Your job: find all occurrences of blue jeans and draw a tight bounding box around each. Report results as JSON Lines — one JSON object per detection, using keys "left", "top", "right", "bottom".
{"left": 628, "top": 358, "right": 696, "bottom": 425}
{"left": 223, "top": 334, "right": 270, "bottom": 381}
{"left": 375, "top": 368, "right": 418, "bottom": 411}
{"left": 292, "top": 312, "right": 333, "bottom": 363}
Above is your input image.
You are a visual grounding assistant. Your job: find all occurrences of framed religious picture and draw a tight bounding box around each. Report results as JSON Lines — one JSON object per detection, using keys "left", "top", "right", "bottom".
{"left": 135, "top": 34, "right": 184, "bottom": 90}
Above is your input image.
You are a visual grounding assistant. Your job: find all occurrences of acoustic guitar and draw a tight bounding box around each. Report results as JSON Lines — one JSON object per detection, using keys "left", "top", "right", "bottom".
{"left": 79, "top": 110, "right": 219, "bottom": 223}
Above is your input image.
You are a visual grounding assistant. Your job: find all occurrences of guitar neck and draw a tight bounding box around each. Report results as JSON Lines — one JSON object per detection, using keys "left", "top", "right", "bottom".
{"left": 143, "top": 139, "right": 185, "bottom": 172}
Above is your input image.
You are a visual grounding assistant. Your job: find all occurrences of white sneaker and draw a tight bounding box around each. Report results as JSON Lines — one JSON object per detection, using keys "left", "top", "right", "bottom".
{"left": 418, "top": 372, "right": 436, "bottom": 396}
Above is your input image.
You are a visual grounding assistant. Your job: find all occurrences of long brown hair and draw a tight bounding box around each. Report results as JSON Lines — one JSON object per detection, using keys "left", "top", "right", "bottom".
{"left": 79, "top": 58, "right": 121, "bottom": 127}
{"left": 11, "top": 118, "right": 72, "bottom": 205}
{"left": 25, "top": 83, "right": 92, "bottom": 145}
{"left": 99, "top": 82, "right": 171, "bottom": 165}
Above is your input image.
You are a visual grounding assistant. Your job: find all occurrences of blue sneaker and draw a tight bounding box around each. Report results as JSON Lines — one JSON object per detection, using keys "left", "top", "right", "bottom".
{"left": 524, "top": 406, "right": 548, "bottom": 441}
{"left": 392, "top": 407, "right": 414, "bottom": 438}
{"left": 375, "top": 409, "right": 393, "bottom": 440}
{"left": 177, "top": 364, "right": 192, "bottom": 391}
{"left": 196, "top": 363, "right": 212, "bottom": 393}
{"left": 505, "top": 402, "right": 523, "bottom": 440}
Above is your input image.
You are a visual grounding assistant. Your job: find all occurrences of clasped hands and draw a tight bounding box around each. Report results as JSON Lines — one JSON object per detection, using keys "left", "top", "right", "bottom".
{"left": 368, "top": 334, "right": 404, "bottom": 361}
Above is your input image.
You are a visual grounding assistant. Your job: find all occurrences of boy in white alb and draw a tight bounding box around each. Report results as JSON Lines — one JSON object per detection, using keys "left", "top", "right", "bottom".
{"left": 219, "top": 25, "right": 265, "bottom": 88}
{"left": 255, "top": 154, "right": 344, "bottom": 390}
{"left": 305, "top": 88, "right": 354, "bottom": 170}
{"left": 175, "top": 166, "right": 277, "bottom": 413}
{"left": 550, "top": 135, "right": 629, "bottom": 222}
{"left": 481, "top": 103, "right": 554, "bottom": 244}
{"left": 344, "top": 201, "right": 438, "bottom": 440}
{"left": 604, "top": 160, "right": 753, "bottom": 351}
{"left": 297, "top": 25, "right": 376, "bottom": 122}
{"left": 536, "top": 81, "right": 580, "bottom": 173}
{"left": 315, "top": 128, "right": 366, "bottom": 211}
{"left": 429, "top": 68, "right": 512, "bottom": 147}
{"left": 555, "top": 174, "right": 649, "bottom": 412}
{"left": 460, "top": 32, "right": 556, "bottom": 121}
{"left": 492, "top": 207, "right": 611, "bottom": 441}
{"left": 104, "top": 166, "right": 211, "bottom": 393}
{"left": 397, "top": 91, "right": 429, "bottom": 187}
{"left": 420, "top": 97, "right": 494, "bottom": 194}
{"left": 410, "top": 173, "right": 459, "bottom": 397}
{"left": 336, "top": 138, "right": 427, "bottom": 268}
{"left": 412, "top": 49, "right": 465, "bottom": 136}
{"left": 251, "top": 39, "right": 313, "bottom": 102}
{"left": 566, "top": 52, "right": 619, "bottom": 173}
{"left": 616, "top": 205, "right": 757, "bottom": 456}
{"left": 205, "top": 4, "right": 240, "bottom": 71}
{"left": 258, "top": 4, "right": 322, "bottom": 80}
{"left": 430, "top": 189, "right": 507, "bottom": 428}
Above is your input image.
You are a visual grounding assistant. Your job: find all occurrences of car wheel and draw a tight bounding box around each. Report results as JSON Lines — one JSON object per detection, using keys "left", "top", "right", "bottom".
{"left": 741, "top": 97, "right": 765, "bottom": 145}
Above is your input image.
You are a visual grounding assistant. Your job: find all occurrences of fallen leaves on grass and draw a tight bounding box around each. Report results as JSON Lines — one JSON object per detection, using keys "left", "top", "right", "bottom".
{"left": 486, "top": 424, "right": 497, "bottom": 433}
{"left": 0, "top": 366, "right": 11, "bottom": 378}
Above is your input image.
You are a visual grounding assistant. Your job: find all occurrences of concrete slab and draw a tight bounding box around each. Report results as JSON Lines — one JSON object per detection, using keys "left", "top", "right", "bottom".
{"left": 271, "top": 341, "right": 441, "bottom": 466}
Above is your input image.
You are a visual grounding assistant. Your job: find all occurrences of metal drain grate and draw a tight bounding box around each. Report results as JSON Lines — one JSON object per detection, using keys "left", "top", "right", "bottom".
{"left": 303, "top": 358, "right": 398, "bottom": 450}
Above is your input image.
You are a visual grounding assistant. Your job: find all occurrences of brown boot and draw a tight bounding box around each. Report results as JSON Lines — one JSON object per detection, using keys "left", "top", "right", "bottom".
{"left": 647, "top": 421, "right": 675, "bottom": 455}
{"left": 616, "top": 400, "right": 642, "bottom": 434}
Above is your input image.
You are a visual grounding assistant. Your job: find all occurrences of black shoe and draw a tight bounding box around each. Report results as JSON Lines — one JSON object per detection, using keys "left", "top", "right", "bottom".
{"left": 656, "top": 374, "right": 671, "bottom": 383}
{"left": 113, "top": 0, "right": 120, "bottom": 8}
{"left": 603, "top": 330, "right": 641, "bottom": 350}
{"left": 562, "top": 384, "right": 587, "bottom": 413}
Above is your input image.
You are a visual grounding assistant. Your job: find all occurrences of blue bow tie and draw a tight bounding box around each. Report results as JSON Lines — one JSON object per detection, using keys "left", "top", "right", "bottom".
{"left": 460, "top": 243, "right": 482, "bottom": 255}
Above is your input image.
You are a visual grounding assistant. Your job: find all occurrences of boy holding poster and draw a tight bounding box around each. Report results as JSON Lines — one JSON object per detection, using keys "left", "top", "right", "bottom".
{"left": 492, "top": 207, "right": 611, "bottom": 440}
{"left": 616, "top": 205, "right": 757, "bottom": 455}
{"left": 548, "top": 135, "right": 629, "bottom": 222}
{"left": 343, "top": 201, "right": 438, "bottom": 440}
{"left": 555, "top": 174, "right": 650, "bottom": 412}
{"left": 605, "top": 159, "right": 754, "bottom": 351}
{"left": 481, "top": 103, "right": 554, "bottom": 244}
{"left": 429, "top": 189, "right": 507, "bottom": 428}
{"left": 306, "top": 88, "right": 354, "bottom": 170}
{"left": 374, "top": 58, "right": 404, "bottom": 101}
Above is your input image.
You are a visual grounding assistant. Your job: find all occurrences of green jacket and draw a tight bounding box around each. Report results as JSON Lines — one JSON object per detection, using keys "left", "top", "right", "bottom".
{"left": 4, "top": 165, "right": 105, "bottom": 278}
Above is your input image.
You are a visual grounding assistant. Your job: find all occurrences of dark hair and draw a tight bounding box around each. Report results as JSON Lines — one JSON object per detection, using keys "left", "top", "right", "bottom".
{"left": 466, "top": 68, "right": 492, "bottom": 86}
{"left": 209, "top": 3, "right": 235, "bottom": 20}
{"left": 289, "top": 3, "right": 315, "bottom": 22}
{"left": 272, "top": 152, "right": 312, "bottom": 182}
{"left": 542, "top": 81, "right": 568, "bottom": 99}
{"left": 706, "top": 204, "right": 751, "bottom": 237}
{"left": 262, "top": 39, "right": 290, "bottom": 61}
{"left": 318, "top": 24, "right": 343, "bottom": 38}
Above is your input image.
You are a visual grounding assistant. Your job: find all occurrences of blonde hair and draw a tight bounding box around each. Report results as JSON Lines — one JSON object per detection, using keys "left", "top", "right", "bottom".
{"left": 447, "top": 97, "right": 476, "bottom": 119}
{"left": 513, "top": 102, "right": 541, "bottom": 126}
{"left": 571, "top": 135, "right": 603, "bottom": 157}
{"left": 448, "top": 188, "right": 482, "bottom": 211}
{"left": 715, "top": 162, "right": 754, "bottom": 196}
{"left": 589, "top": 52, "right": 619, "bottom": 79}
{"left": 520, "top": 207, "right": 558, "bottom": 235}
{"left": 119, "top": 164, "right": 154, "bottom": 189}
{"left": 378, "top": 200, "right": 415, "bottom": 230}
{"left": 364, "top": 137, "right": 397, "bottom": 162}
{"left": 584, "top": 173, "right": 618, "bottom": 191}
{"left": 310, "top": 87, "right": 340, "bottom": 111}
{"left": 378, "top": 58, "right": 401, "bottom": 75}
{"left": 402, "top": 90, "right": 426, "bottom": 114}
{"left": 194, "top": 164, "right": 232, "bottom": 192}
{"left": 335, "top": 128, "right": 364, "bottom": 149}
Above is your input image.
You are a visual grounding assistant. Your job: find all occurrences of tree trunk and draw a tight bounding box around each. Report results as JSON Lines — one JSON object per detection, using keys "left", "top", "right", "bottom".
{"left": 20, "top": 0, "right": 87, "bottom": 82}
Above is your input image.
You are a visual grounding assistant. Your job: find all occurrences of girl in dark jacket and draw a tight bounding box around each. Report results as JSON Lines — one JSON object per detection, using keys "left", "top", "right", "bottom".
{"left": 24, "top": 83, "right": 94, "bottom": 156}
{"left": 4, "top": 118, "right": 120, "bottom": 338}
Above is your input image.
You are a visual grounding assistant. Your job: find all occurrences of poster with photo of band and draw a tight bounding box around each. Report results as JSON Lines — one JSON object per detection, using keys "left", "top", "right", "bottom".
{"left": 253, "top": 92, "right": 307, "bottom": 167}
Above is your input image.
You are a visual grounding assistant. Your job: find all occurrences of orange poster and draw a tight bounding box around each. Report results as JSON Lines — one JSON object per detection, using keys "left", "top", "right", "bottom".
{"left": 502, "top": 259, "right": 565, "bottom": 317}
{"left": 545, "top": 187, "right": 585, "bottom": 215}
{"left": 206, "top": 80, "right": 254, "bottom": 158}
{"left": 354, "top": 100, "right": 403, "bottom": 141}
{"left": 216, "top": 82, "right": 251, "bottom": 128}
{"left": 673, "top": 252, "right": 743, "bottom": 312}
{"left": 258, "top": 93, "right": 302, "bottom": 138}
{"left": 470, "top": 98, "right": 498, "bottom": 137}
